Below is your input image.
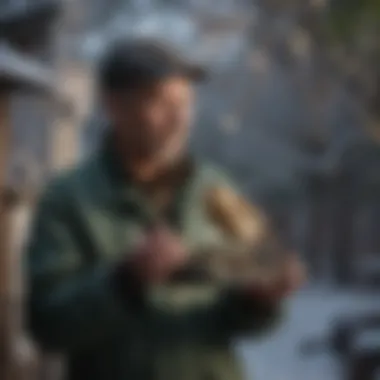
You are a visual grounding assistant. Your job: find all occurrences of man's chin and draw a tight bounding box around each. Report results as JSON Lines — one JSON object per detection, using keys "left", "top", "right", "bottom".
{"left": 126, "top": 143, "right": 160, "bottom": 158}
{"left": 126, "top": 138, "right": 184, "bottom": 164}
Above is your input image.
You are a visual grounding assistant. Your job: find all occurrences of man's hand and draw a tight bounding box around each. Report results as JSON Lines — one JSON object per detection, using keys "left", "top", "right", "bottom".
{"left": 130, "top": 226, "right": 188, "bottom": 284}
{"left": 243, "top": 254, "right": 306, "bottom": 304}
{"left": 111, "top": 226, "right": 188, "bottom": 306}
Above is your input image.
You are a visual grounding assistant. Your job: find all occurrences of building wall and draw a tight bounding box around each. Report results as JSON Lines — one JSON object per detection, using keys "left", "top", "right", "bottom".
{"left": 51, "top": 64, "right": 93, "bottom": 170}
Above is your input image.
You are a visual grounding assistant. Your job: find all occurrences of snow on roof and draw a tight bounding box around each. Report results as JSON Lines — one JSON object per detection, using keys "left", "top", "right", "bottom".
{"left": 77, "top": 7, "right": 251, "bottom": 70}
{"left": 0, "top": 43, "right": 55, "bottom": 91}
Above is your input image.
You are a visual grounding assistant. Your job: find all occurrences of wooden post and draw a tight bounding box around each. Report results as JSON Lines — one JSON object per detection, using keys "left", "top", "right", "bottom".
{"left": 304, "top": 177, "right": 328, "bottom": 282}
{"left": 0, "top": 94, "right": 40, "bottom": 380}
{"left": 371, "top": 199, "right": 380, "bottom": 254}
{"left": 331, "top": 172, "right": 357, "bottom": 286}
{"left": 0, "top": 92, "right": 12, "bottom": 380}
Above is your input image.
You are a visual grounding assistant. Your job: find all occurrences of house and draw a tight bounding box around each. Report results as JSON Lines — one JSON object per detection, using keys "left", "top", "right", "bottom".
{"left": 0, "top": 2, "right": 71, "bottom": 380}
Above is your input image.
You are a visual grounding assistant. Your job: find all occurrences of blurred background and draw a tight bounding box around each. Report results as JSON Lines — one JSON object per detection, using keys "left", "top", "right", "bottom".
{"left": 0, "top": 0, "right": 380, "bottom": 379}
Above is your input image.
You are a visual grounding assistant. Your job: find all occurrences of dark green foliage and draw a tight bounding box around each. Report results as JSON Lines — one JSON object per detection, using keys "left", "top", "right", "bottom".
{"left": 327, "top": 0, "right": 380, "bottom": 43}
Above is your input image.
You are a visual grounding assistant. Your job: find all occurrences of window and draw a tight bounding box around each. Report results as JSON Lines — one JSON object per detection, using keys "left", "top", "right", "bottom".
{"left": 0, "top": 1, "right": 28, "bottom": 15}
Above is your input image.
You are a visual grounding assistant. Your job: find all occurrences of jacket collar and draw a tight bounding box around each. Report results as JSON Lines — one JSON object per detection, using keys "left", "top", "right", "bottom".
{"left": 96, "top": 132, "right": 200, "bottom": 230}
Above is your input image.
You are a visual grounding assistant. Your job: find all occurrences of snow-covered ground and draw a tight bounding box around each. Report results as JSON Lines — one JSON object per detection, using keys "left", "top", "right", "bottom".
{"left": 237, "top": 285, "right": 379, "bottom": 380}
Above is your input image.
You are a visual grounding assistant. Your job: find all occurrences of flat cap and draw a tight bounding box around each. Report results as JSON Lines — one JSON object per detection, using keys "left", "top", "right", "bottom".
{"left": 98, "top": 37, "right": 208, "bottom": 92}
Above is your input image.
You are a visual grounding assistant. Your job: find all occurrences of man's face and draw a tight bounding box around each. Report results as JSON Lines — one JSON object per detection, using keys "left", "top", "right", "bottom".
{"left": 104, "top": 76, "right": 195, "bottom": 159}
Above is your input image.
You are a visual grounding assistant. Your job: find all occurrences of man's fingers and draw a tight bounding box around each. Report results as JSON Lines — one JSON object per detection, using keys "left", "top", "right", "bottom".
{"left": 244, "top": 256, "right": 306, "bottom": 301}
{"left": 142, "top": 228, "right": 188, "bottom": 268}
{"left": 277, "top": 258, "right": 307, "bottom": 295}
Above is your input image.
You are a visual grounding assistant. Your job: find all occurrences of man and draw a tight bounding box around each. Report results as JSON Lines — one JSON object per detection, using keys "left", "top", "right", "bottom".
{"left": 26, "top": 38, "right": 305, "bottom": 380}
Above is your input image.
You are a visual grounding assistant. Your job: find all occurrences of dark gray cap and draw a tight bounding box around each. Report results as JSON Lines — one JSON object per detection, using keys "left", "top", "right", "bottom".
{"left": 98, "top": 37, "right": 208, "bottom": 92}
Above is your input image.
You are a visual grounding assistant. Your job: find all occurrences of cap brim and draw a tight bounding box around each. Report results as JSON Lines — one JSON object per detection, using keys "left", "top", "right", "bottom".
{"left": 183, "top": 64, "right": 209, "bottom": 83}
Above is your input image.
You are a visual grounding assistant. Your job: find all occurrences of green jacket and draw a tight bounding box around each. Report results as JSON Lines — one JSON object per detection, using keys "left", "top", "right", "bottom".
{"left": 26, "top": 141, "right": 282, "bottom": 380}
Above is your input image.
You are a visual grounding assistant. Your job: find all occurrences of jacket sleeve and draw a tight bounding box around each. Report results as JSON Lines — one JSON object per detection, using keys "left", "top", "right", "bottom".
{"left": 25, "top": 181, "right": 139, "bottom": 354}
{"left": 190, "top": 289, "right": 284, "bottom": 344}
{"left": 187, "top": 167, "right": 284, "bottom": 343}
